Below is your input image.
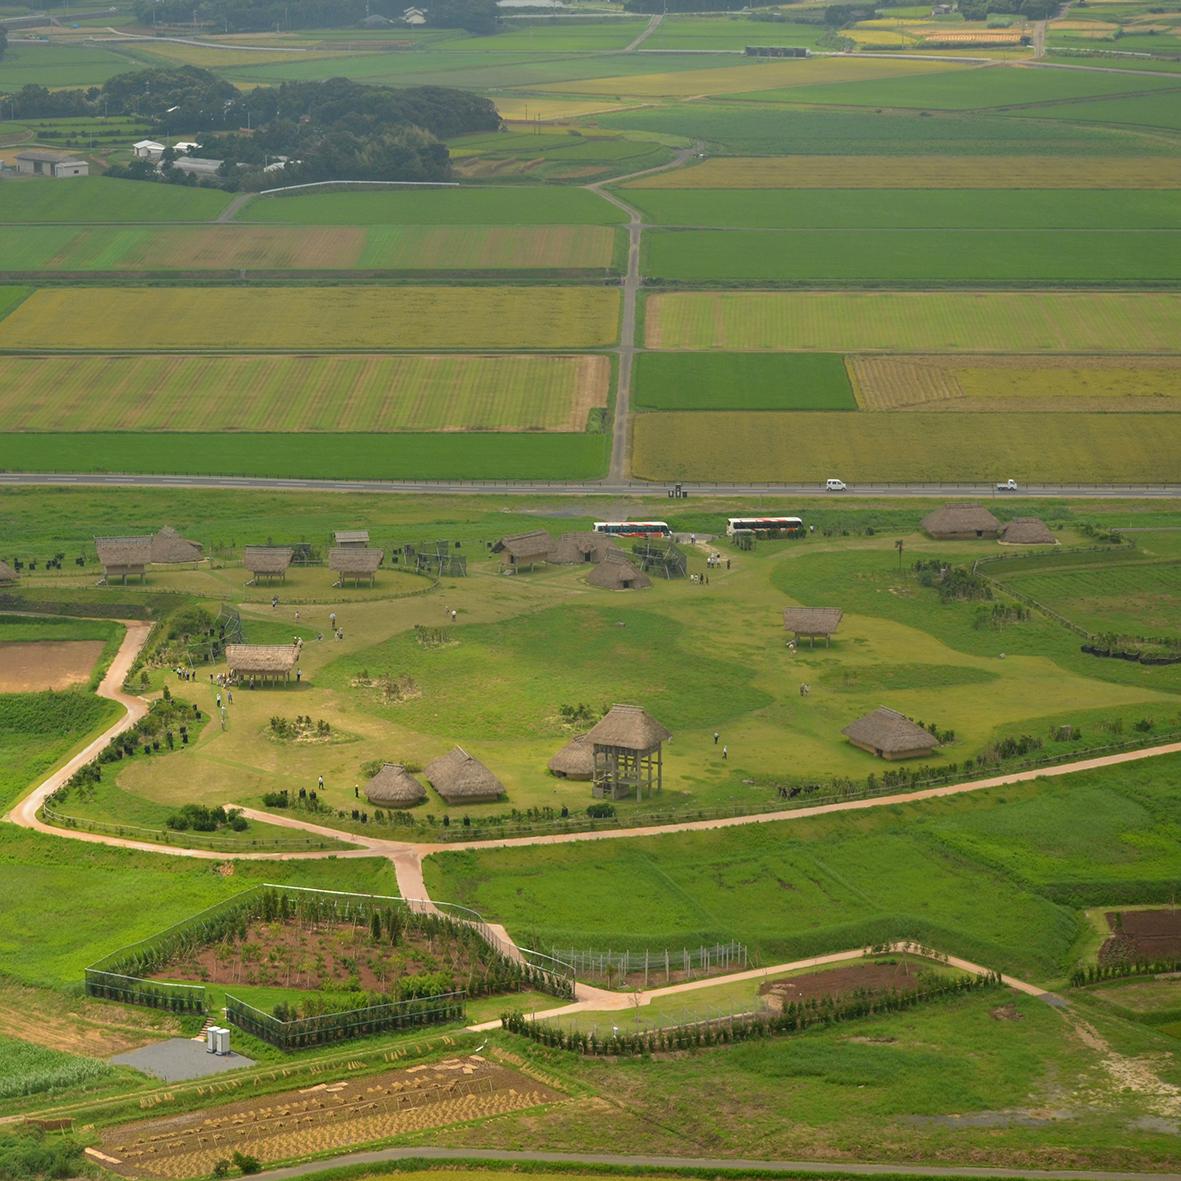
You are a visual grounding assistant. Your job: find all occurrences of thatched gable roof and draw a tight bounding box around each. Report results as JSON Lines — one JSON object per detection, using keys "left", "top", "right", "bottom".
{"left": 244, "top": 546, "right": 295, "bottom": 574}
{"left": 0, "top": 559, "right": 17, "bottom": 583}
{"left": 364, "top": 763, "right": 426, "bottom": 807}
{"left": 335, "top": 529, "right": 370, "bottom": 546}
{"left": 151, "top": 526, "right": 203, "bottom": 564}
{"left": 329, "top": 546, "right": 384, "bottom": 574}
{"left": 550, "top": 532, "right": 616, "bottom": 565}
{"left": 548, "top": 733, "right": 594, "bottom": 779}
{"left": 842, "top": 707, "right": 938, "bottom": 755}
{"left": 491, "top": 531, "right": 553, "bottom": 561}
{"left": 999, "top": 517, "right": 1057, "bottom": 545}
{"left": 95, "top": 536, "right": 153, "bottom": 570}
{"left": 424, "top": 746, "right": 505, "bottom": 803}
{"left": 225, "top": 644, "right": 300, "bottom": 674}
{"left": 921, "top": 504, "right": 1000, "bottom": 538}
{"left": 783, "top": 607, "right": 843, "bottom": 636}
{"left": 586, "top": 704, "right": 670, "bottom": 752}
{"left": 587, "top": 552, "right": 651, "bottom": 590}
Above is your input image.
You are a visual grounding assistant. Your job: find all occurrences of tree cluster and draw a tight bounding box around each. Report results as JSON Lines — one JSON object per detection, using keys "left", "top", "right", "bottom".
{"left": 133, "top": 0, "right": 496, "bottom": 33}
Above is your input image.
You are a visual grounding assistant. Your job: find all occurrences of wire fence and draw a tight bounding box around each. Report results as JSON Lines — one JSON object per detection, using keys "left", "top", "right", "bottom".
{"left": 549, "top": 941, "right": 748, "bottom": 989}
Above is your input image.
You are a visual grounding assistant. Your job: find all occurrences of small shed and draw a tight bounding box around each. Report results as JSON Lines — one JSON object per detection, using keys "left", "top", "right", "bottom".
{"left": 587, "top": 551, "right": 651, "bottom": 591}
{"left": 0, "top": 560, "right": 17, "bottom": 585}
{"left": 550, "top": 532, "right": 616, "bottom": 566}
{"left": 492, "top": 531, "right": 553, "bottom": 571}
{"left": 244, "top": 546, "right": 295, "bottom": 584}
{"left": 364, "top": 763, "right": 427, "bottom": 807}
{"left": 334, "top": 530, "right": 370, "bottom": 548}
{"left": 15, "top": 150, "right": 88, "bottom": 178}
{"left": 151, "top": 526, "right": 203, "bottom": 565}
{"left": 329, "top": 546, "right": 383, "bottom": 587}
{"left": 783, "top": 607, "right": 843, "bottom": 647}
{"left": 842, "top": 707, "right": 938, "bottom": 761}
{"left": 921, "top": 504, "right": 1000, "bottom": 540}
{"left": 999, "top": 518, "right": 1057, "bottom": 546}
{"left": 425, "top": 746, "right": 505, "bottom": 804}
{"left": 95, "top": 536, "right": 153, "bottom": 584}
{"left": 133, "top": 139, "right": 165, "bottom": 160}
{"left": 225, "top": 644, "right": 300, "bottom": 686}
{"left": 548, "top": 733, "right": 594, "bottom": 780}
{"left": 586, "top": 704, "right": 670, "bottom": 800}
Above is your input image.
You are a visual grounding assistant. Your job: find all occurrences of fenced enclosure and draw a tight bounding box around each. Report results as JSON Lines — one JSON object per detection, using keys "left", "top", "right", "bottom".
{"left": 549, "top": 941, "right": 749, "bottom": 989}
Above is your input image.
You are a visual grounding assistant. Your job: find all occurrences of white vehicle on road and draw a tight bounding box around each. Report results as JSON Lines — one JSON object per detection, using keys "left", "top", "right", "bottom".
{"left": 996, "top": 479, "right": 1019, "bottom": 491}
{"left": 825, "top": 478, "right": 847, "bottom": 491}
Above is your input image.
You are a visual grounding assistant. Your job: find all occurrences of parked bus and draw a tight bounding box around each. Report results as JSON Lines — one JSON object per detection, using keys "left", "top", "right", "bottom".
{"left": 593, "top": 521, "right": 672, "bottom": 538}
{"left": 726, "top": 516, "right": 804, "bottom": 538}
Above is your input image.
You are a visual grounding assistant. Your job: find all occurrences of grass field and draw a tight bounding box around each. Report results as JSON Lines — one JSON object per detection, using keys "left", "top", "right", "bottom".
{"left": 0, "top": 225, "right": 619, "bottom": 273}
{"left": 0, "top": 41, "right": 139, "bottom": 87}
{"left": 644, "top": 291, "right": 1181, "bottom": 352}
{"left": 633, "top": 353, "right": 855, "bottom": 411}
{"left": 0, "top": 287, "right": 621, "bottom": 351}
{"left": 627, "top": 155, "right": 1181, "bottom": 189}
{"left": 643, "top": 15, "right": 836, "bottom": 50}
{"left": 631, "top": 410, "right": 1181, "bottom": 482}
{"left": 1007, "top": 90, "right": 1181, "bottom": 131}
{"left": 0, "top": 431, "right": 610, "bottom": 479}
{"left": 241, "top": 187, "right": 626, "bottom": 226}
{"left": 850, "top": 355, "right": 1181, "bottom": 412}
{"left": 0, "top": 1032, "right": 123, "bottom": 1100}
{"left": 0, "top": 177, "right": 232, "bottom": 223}
{"left": 642, "top": 228, "right": 1181, "bottom": 283}
{"left": 0, "top": 353, "right": 609, "bottom": 432}
{"left": 622, "top": 189, "right": 1181, "bottom": 230}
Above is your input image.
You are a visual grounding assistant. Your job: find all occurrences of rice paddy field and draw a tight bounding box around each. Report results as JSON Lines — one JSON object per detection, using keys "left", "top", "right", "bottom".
{"left": 0, "top": 176, "right": 232, "bottom": 222}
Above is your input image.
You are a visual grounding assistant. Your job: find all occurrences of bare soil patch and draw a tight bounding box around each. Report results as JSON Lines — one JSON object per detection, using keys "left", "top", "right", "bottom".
{"left": 760, "top": 958, "right": 934, "bottom": 1010}
{"left": 1101, "top": 908, "right": 1181, "bottom": 964}
{"left": 0, "top": 640, "right": 103, "bottom": 691}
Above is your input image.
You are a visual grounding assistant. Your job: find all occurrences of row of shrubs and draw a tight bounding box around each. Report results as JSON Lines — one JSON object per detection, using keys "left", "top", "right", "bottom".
{"left": 1071, "top": 958, "right": 1181, "bottom": 988}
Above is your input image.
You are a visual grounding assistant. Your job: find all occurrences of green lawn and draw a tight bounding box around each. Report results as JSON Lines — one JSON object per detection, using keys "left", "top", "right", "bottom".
{"left": 0, "top": 41, "right": 140, "bottom": 87}
{"left": 633, "top": 353, "right": 855, "bottom": 411}
{"left": 0, "top": 177, "right": 231, "bottom": 223}
{"left": 644, "top": 16, "right": 834, "bottom": 50}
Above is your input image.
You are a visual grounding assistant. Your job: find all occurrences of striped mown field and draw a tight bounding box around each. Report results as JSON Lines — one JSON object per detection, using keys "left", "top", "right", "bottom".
{"left": 0, "top": 225, "right": 618, "bottom": 273}
{"left": 625, "top": 155, "right": 1181, "bottom": 189}
{"left": 0, "top": 287, "right": 621, "bottom": 351}
{"left": 644, "top": 291, "right": 1181, "bottom": 352}
{"left": 0, "top": 353, "right": 609, "bottom": 432}
{"left": 632, "top": 410, "right": 1181, "bottom": 482}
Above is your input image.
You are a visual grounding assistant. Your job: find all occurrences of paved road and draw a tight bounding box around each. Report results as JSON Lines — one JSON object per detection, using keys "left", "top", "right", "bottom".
{"left": 2, "top": 473, "right": 1177, "bottom": 499}
{"left": 250, "top": 1145, "right": 1181, "bottom": 1181}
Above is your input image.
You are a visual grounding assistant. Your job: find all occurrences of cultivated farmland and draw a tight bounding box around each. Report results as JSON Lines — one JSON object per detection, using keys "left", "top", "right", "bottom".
{"left": 644, "top": 291, "right": 1181, "bottom": 352}
{"left": 0, "top": 287, "right": 621, "bottom": 351}
{"left": 0, "top": 177, "right": 233, "bottom": 223}
{"left": 0, "top": 353, "right": 609, "bottom": 432}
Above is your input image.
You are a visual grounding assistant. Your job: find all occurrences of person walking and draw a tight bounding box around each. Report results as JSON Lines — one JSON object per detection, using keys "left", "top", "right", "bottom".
{"left": 329, "top": 611, "right": 337, "bottom": 630}
{"left": 713, "top": 731, "right": 720, "bottom": 745}
{"left": 721, "top": 745, "right": 728, "bottom": 760}
{"left": 227, "top": 689, "right": 233, "bottom": 704}
{"left": 318, "top": 774, "right": 324, "bottom": 790}
{"left": 450, "top": 609, "right": 457, "bottom": 623}
{"left": 295, "top": 667, "right": 302, "bottom": 683}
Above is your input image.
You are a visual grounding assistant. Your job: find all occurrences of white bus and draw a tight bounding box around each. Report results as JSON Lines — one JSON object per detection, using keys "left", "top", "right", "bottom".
{"left": 593, "top": 521, "right": 672, "bottom": 539}
{"left": 726, "top": 516, "right": 804, "bottom": 538}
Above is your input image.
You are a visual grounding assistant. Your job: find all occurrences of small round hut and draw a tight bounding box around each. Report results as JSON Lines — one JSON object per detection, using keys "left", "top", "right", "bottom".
{"left": 548, "top": 733, "right": 594, "bottom": 780}
{"left": 364, "top": 763, "right": 427, "bottom": 807}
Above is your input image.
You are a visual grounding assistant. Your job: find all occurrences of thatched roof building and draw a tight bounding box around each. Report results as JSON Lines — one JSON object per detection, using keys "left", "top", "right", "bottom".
{"left": 330, "top": 546, "right": 383, "bottom": 586}
{"left": 335, "top": 529, "right": 369, "bottom": 547}
{"left": 784, "top": 607, "right": 843, "bottom": 646}
{"left": 842, "top": 707, "right": 938, "bottom": 761}
{"left": 492, "top": 531, "right": 553, "bottom": 570}
{"left": 587, "top": 551, "right": 651, "bottom": 591}
{"left": 550, "top": 532, "right": 616, "bottom": 566}
{"left": 95, "top": 536, "right": 153, "bottom": 583}
{"left": 999, "top": 517, "right": 1057, "bottom": 546}
{"left": 586, "top": 704, "right": 671, "bottom": 800}
{"left": 0, "top": 559, "right": 17, "bottom": 585}
{"left": 151, "top": 526, "right": 203, "bottom": 564}
{"left": 225, "top": 643, "right": 300, "bottom": 684}
{"left": 548, "top": 733, "right": 594, "bottom": 780}
{"left": 586, "top": 704, "right": 671, "bottom": 752}
{"left": 425, "top": 746, "right": 505, "bottom": 804}
{"left": 364, "top": 763, "right": 427, "bottom": 807}
{"left": 244, "top": 546, "right": 295, "bottom": 583}
{"left": 921, "top": 504, "right": 1000, "bottom": 540}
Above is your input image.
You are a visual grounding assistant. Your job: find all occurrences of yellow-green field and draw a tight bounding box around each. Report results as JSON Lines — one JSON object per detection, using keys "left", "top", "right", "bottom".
{"left": 644, "top": 291, "right": 1181, "bottom": 352}
{"left": 0, "top": 225, "right": 617, "bottom": 272}
{"left": 632, "top": 410, "right": 1181, "bottom": 482}
{"left": 850, "top": 354, "right": 1181, "bottom": 411}
{"left": 625, "top": 155, "right": 1181, "bottom": 189}
{"left": 0, "top": 287, "right": 621, "bottom": 351}
{"left": 0, "top": 353, "right": 608, "bottom": 431}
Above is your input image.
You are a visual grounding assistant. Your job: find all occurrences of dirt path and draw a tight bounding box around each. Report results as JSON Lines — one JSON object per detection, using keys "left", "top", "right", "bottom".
{"left": 624, "top": 13, "right": 663, "bottom": 52}
{"left": 217, "top": 192, "right": 257, "bottom": 223}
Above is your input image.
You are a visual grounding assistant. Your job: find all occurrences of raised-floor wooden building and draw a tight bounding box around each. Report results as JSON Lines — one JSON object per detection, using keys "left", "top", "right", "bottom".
{"left": 329, "top": 546, "right": 383, "bottom": 587}
{"left": 586, "top": 704, "right": 670, "bottom": 800}
{"left": 225, "top": 643, "right": 300, "bottom": 686}
{"left": 783, "top": 607, "right": 843, "bottom": 647}
{"left": 244, "top": 546, "right": 295, "bottom": 584}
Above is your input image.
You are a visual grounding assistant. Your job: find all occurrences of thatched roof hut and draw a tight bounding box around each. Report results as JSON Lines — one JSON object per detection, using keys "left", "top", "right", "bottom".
{"left": 842, "top": 707, "right": 938, "bottom": 761}
{"left": 364, "top": 763, "right": 427, "bottom": 807}
{"left": 151, "top": 526, "right": 203, "bottom": 564}
{"left": 95, "top": 536, "right": 153, "bottom": 583}
{"left": 587, "top": 550, "right": 651, "bottom": 591}
{"left": 244, "top": 546, "right": 295, "bottom": 582}
{"left": 0, "top": 559, "right": 17, "bottom": 585}
{"left": 425, "top": 746, "right": 505, "bottom": 804}
{"left": 921, "top": 504, "right": 1000, "bottom": 540}
{"left": 225, "top": 643, "right": 300, "bottom": 684}
{"left": 586, "top": 705, "right": 670, "bottom": 753}
{"left": 550, "top": 532, "right": 616, "bottom": 566}
{"left": 586, "top": 704, "right": 670, "bottom": 800}
{"left": 335, "top": 529, "right": 369, "bottom": 547}
{"left": 548, "top": 733, "right": 594, "bottom": 780}
{"left": 999, "top": 518, "right": 1057, "bottom": 546}
{"left": 783, "top": 607, "right": 843, "bottom": 646}
{"left": 491, "top": 531, "right": 553, "bottom": 569}
{"left": 329, "top": 546, "right": 383, "bottom": 586}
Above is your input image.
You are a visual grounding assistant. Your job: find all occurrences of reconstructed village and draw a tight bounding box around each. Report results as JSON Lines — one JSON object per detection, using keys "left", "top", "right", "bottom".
{"left": 0, "top": 3, "right": 1180, "bottom": 1180}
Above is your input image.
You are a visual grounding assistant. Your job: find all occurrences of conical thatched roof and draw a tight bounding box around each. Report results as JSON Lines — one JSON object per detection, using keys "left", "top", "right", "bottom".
{"left": 425, "top": 746, "right": 505, "bottom": 804}
{"left": 0, "top": 560, "right": 17, "bottom": 583}
{"left": 548, "top": 733, "right": 594, "bottom": 780}
{"left": 783, "top": 607, "right": 843, "bottom": 636}
{"left": 842, "top": 707, "right": 938, "bottom": 756}
{"left": 587, "top": 550, "right": 651, "bottom": 590}
{"left": 365, "top": 763, "right": 426, "bottom": 807}
{"left": 151, "top": 526, "right": 203, "bottom": 564}
{"left": 921, "top": 504, "right": 1000, "bottom": 539}
{"left": 999, "top": 517, "right": 1057, "bottom": 545}
{"left": 586, "top": 704, "right": 670, "bottom": 752}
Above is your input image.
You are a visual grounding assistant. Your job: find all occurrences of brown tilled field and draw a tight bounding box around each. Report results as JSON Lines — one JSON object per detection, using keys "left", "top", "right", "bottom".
{"left": 99, "top": 1056, "right": 561, "bottom": 1178}
{"left": 760, "top": 959, "right": 939, "bottom": 1010}
{"left": 0, "top": 640, "right": 103, "bottom": 692}
{"left": 1101, "top": 909, "right": 1181, "bottom": 963}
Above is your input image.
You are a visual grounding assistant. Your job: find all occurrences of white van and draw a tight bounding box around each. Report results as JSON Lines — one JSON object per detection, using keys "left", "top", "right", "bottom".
{"left": 825, "top": 478, "right": 847, "bottom": 491}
